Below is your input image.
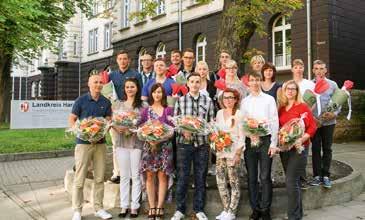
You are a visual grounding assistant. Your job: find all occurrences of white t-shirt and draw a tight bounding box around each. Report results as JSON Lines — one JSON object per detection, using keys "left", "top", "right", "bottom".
{"left": 298, "top": 79, "right": 315, "bottom": 95}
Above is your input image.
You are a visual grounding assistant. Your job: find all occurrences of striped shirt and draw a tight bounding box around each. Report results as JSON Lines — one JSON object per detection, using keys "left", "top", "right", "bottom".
{"left": 174, "top": 92, "right": 215, "bottom": 146}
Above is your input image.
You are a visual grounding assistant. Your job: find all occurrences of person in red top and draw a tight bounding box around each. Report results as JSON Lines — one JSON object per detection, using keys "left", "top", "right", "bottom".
{"left": 277, "top": 80, "right": 317, "bottom": 220}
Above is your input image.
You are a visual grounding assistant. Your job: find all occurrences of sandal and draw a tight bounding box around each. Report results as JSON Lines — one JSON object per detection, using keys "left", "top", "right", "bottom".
{"left": 118, "top": 208, "right": 128, "bottom": 218}
{"left": 148, "top": 207, "right": 156, "bottom": 220}
{"left": 156, "top": 208, "right": 164, "bottom": 219}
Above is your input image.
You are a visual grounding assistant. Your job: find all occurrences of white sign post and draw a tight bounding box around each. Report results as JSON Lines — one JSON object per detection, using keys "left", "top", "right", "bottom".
{"left": 10, "top": 100, "right": 74, "bottom": 129}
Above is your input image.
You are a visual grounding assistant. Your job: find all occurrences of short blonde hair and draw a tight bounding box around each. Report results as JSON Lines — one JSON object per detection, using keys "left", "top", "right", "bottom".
{"left": 250, "top": 55, "right": 265, "bottom": 66}
{"left": 195, "top": 61, "right": 210, "bottom": 80}
{"left": 278, "top": 80, "right": 303, "bottom": 108}
{"left": 292, "top": 59, "right": 304, "bottom": 67}
{"left": 225, "top": 59, "right": 238, "bottom": 69}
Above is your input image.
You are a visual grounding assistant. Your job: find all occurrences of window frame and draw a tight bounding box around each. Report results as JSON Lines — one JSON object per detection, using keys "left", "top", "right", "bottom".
{"left": 155, "top": 42, "right": 166, "bottom": 59}
{"left": 195, "top": 34, "right": 207, "bottom": 64}
{"left": 155, "top": 0, "right": 165, "bottom": 15}
{"left": 88, "top": 28, "right": 98, "bottom": 54}
{"left": 122, "top": 0, "right": 130, "bottom": 28}
{"left": 104, "top": 23, "right": 112, "bottom": 50}
{"left": 272, "top": 15, "right": 292, "bottom": 70}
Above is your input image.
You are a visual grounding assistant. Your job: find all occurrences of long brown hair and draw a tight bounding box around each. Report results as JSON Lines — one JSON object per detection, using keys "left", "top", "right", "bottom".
{"left": 221, "top": 88, "right": 240, "bottom": 128}
{"left": 148, "top": 83, "right": 168, "bottom": 107}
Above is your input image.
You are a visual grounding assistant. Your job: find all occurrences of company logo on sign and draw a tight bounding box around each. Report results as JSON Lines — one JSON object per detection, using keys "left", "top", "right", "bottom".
{"left": 20, "top": 102, "right": 30, "bottom": 112}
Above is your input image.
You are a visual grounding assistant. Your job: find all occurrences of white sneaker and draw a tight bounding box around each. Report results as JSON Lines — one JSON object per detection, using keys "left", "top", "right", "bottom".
{"left": 196, "top": 212, "right": 208, "bottom": 220}
{"left": 216, "top": 210, "right": 227, "bottom": 219}
{"left": 72, "top": 211, "right": 81, "bottom": 220}
{"left": 94, "top": 209, "right": 112, "bottom": 219}
{"left": 171, "top": 211, "right": 185, "bottom": 220}
{"left": 222, "top": 212, "right": 236, "bottom": 220}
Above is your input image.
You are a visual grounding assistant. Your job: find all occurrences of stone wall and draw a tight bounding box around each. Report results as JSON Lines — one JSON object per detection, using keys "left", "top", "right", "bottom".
{"left": 334, "top": 89, "right": 365, "bottom": 142}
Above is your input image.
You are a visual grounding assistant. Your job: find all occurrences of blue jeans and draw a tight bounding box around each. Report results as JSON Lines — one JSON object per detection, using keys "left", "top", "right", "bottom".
{"left": 280, "top": 147, "right": 309, "bottom": 220}
{"left": 244, "top": 136, "right": 273, "bottom": 212}
{"left": 175, "top": 144, "right": 209, "bottom": 214}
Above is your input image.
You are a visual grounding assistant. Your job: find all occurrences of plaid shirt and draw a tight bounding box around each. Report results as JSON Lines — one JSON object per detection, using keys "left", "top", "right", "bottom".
{"left": 174, "top": 92, "right": 215, "bottom": 146}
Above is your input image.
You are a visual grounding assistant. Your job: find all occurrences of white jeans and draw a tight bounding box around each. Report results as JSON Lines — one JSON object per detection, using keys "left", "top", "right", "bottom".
{"left": 116, "top": 147, "right": 142, "bottom": 209}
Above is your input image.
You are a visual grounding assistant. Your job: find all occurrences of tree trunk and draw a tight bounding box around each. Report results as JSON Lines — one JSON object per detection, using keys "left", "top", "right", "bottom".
{"left": 215, "top": 0, "right": 256, "bottom": 72}
{"left": 0, "top": 50, "right": 12, "bottom": 123}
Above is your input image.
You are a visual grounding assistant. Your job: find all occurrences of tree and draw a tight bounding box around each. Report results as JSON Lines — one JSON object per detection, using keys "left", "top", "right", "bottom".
{"left": 132, "top": 0, "right": 303, "bottom": 69}
{"left": 0, "top": 0, "right": 90, "bottom": 123}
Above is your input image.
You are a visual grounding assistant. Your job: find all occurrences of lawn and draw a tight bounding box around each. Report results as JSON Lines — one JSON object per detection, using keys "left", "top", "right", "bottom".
{"left": 0, "top": 124, "right": 112, "bottom": 154}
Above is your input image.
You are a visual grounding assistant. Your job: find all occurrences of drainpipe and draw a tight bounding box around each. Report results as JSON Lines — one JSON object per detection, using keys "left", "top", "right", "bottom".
{"left": 178, "top": 0, "right": 182, "bottom": 50}
{"left": 306, "top": 0, "right": 312, "bottom": 80}
{"left": 78, "top": 10, "right": 82, "bottom": 97}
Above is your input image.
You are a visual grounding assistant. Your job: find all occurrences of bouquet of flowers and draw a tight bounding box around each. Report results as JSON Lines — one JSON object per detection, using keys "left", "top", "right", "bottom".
{"left": 112, "top": 111, "right": 140, "bottom": 136}
{"left": 278, "top": 115, "right": 306, "bottom": 153}
{"left": 67, "top": 117, "right": 109, "bottom": 143}
{"left": 101, "top": 81, "right": 118, "bottom": 102}
{"left": 173, "top": 115, "right": 210, "bottom": 134}
{"left": 136, "top": 120, "right": 174, "bottom": 143}
{"left": 321, "top": 80, "right": 354, "bottom": 121}
{"left": 302, "top": 78, "right": 329, "bottom": 114}
{"left": 209, "top": 129, "right": 233, "bottom": 153}
{"left": 242, "top": 117, "right": 269, "bottom": 147}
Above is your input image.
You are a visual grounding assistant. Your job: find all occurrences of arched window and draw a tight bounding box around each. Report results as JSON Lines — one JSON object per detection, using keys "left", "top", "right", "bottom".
{"left": 155, "top": 42, "right": 166, "bottom": 59}
{"left": 38, "top": 81, "right": 42, "bottom": 97}
{"left": 31, "top": 82, "right": 36, "bottom": 98}
{"left": 138, "top": 47, "right": 147, "bottom": 72}
{"left": 272, "top": 15, "right": 291, "bottom": 69}
{"left": 195, "top": 34, "right": 207, "bottom": 64}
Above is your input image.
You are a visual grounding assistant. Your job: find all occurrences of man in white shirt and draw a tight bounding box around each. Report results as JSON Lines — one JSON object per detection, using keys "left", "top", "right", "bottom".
{"left": 240, "top": 72, "right": 279, "bottom": 220}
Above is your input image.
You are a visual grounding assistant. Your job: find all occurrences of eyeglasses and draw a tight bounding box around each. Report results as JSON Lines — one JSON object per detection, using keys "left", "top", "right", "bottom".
{"left": 226, "top": 67, "right": 238, "bottom": 70}
{"left": 223, "top": 96, "right": 237, "bottom": 100}
{"left": 286, "top": 87, "right": 298, "bottom": 91}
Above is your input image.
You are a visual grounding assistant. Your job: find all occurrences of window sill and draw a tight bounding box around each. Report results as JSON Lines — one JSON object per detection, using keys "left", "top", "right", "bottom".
{"left": 187, "top": 2, "right": 204, "bottom": 9}
{"left": 87, "top": 51, "right": 99, "bottom": 56}
{"left": 276, "top": 65, "right": 292, "bottom": 71}
{"left": 134, "top": 20, "right": 147, "bottom": 26}
{"left": 119, "top": 26, "right": 130, "bottom": 32}
{"left": 151, "top": 13, "right": 166, "bottom": 20}
{"left": 103, "top": 47, "right": 113, "bottom": 52}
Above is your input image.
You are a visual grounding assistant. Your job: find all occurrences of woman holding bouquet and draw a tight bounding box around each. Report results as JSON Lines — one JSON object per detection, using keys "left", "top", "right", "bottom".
{"left": 111, "top": 77, "right": 144, "bottom": 218}
{"left": 140, "top": 83, "right": 174, "bottom": 220}
{"left": 214, "top": 88, "right": 244, "bottom": 220}
{"left": 278, "top": 80, "right": 317, "bottom": 220}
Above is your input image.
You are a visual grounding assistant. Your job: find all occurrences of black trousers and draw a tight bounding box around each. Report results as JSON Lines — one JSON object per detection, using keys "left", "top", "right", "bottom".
{"left": 311, "top": 124, "right": 335, "bottom": 177}
{"left": 244, "top": 136, "right": 273, "bottom": 211}
{"left": 280, "top": 148, "right": 309, "bottom": 220}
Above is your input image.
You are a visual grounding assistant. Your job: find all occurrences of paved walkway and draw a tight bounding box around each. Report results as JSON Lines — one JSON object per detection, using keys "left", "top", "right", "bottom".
{"left": 0, "top": 142, "right": 364, "bottom": 220}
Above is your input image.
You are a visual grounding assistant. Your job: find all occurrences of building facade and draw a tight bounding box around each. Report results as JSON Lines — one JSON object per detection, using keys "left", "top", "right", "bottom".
{"left": 11, "top": 0, "right": 365, "bottom": 101}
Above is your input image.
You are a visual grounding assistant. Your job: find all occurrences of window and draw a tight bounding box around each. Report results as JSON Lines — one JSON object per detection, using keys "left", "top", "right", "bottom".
{"left": 73, "top": 34, "right": 78, "bottom": 56}
{"left": 272, "top": 15, "right": 291, "bottom": 69}
{"left": 195, "top": 34, "right": 207, "bottom": 63}
{"left": 155, "top": 0, "right": 165, "bottom": 15}
{"left": 122, "top": 0, "right": 130, "bottom": 28}
{"left": 88, "top": 28, "right": 98, "bottom": 53}
{"left": 156, "top": 42, "right": 166, "bottom": 58}
{"left": 105, "top": 0, "right": 113, "bottom": 9}
{"left": 92, "top": 0, "right": 99, "bottom": 15}
{"left": 138, "top": 47, "right": 147, "bottom": 72}
{"left": 31, "top": 82, "right": 36, "bottom": 98}
{"left": 38, "top": 81, "right": 42, "bottom": 97}
{"left": 104, "top": 23, "right": 112, "bottom": 49}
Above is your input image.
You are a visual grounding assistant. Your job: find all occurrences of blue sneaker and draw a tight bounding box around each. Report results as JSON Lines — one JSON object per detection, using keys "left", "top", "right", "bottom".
{"left": 323, "top": 176, "right": 332, "bottom": 188}
{"left": 310, "top": 176, "right": 322, "bottom": 186}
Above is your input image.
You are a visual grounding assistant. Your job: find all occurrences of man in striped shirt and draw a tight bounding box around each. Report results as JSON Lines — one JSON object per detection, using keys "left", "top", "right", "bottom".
{"left": 171, "top": 73, "right": 215, "bottom": 220}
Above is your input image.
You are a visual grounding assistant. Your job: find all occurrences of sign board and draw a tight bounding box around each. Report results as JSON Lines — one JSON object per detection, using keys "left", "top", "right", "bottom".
{"left": 10, "top": 100, "right": 74, "bottom": 129}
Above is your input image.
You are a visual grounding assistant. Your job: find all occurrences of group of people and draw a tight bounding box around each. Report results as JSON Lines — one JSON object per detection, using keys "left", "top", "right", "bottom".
{"left": 69, "top": 48, "right": 340, "bottom": 220}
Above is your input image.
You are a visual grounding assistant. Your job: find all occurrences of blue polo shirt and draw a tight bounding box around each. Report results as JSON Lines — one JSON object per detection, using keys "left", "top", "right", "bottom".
{"left": 109, "top": 68, "right": 142, "bottom": 100}
{"left": 142, "top": 78, "right": 175, "bottom": 97}
{"left": 71, "top": 93, "right": 112, "bottom": 144}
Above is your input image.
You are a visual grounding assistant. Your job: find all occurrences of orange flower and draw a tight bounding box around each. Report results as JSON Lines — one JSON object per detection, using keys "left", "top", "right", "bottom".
{"left": 247, "top": 118, "right": 259, "bottom": 129}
